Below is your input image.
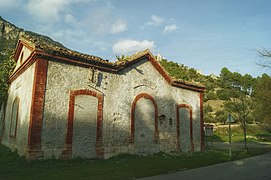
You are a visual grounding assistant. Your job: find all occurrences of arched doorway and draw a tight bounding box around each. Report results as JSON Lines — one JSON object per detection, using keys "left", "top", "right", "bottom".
{"left": 72, "top": 95, "right": 98, "bottom": 158}
{"left": 66, "top": 90, "right": 103, "bottom": 159}
{"left": 176, "top": 104, "right": 194, "bottom": 152}
{"left": 131, "top": 93, "right": 158, "bottom": 154}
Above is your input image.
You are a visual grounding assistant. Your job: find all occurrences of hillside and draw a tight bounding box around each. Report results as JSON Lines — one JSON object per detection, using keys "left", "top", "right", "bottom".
{"left": 0, "top": 16, "right": 65, "bottom": 63}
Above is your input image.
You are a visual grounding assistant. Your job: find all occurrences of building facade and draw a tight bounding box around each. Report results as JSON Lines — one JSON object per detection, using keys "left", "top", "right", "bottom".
{"left": 0, "top": 36, "right": 205, "bottom": 159}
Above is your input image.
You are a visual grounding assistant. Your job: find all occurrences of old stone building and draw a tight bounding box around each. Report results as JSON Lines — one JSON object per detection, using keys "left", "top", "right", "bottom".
{"left": 0, "top": 35, "right": 205, "bottom": 159}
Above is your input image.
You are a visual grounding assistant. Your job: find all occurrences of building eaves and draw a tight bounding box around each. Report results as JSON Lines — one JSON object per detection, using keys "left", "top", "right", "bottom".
{"left": 20, "top": 33, "right": 115, "bottom": 67}
{"left": 16, "top": 35, "right": 205, "bottom": 92}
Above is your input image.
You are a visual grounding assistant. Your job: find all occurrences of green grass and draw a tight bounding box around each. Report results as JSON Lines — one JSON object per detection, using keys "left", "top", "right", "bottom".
{"left": 0, "top": 145, "right": 270, "bottom": 180}
{"left": 212, "top": 124, "right": 270, "bottom": 143}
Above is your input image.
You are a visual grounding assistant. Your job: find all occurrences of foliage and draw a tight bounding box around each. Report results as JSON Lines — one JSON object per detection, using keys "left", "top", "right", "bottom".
{"left": 116, "top": 54, "right": 130, "bottom": 61}
{"left": 213, "top": 124, "right": 269, "bottom": 143}
{"left": 255, "top": 133, "right": 271, "bottom": 141}
{"left": 0, "top": 54, "right": 16, "bottom": 104}
{"left": 204, "top": 104, "right": 215, "bottom": 123}
{"left": 216, "top": 89, "right": 230, "bottom": 100}
{"left": 159, "top": 59, "right": 190, "bottom": 80}
{"left": 205, "top": 91, "right": 217, "bottom": 101}
{"left": 215, "top": 110, "right": 228, "bottom": 124}
{"left": 218, "top": 67, "right": 255, "bottom": 150}
{"left": 0, "top": 36, "right": 18, "bottom": 64}
{"left": 224, "top": 96, "right": 253, "bottom": 150}
{"left": 254, "top": 74, "right": 271, "bottom": 132}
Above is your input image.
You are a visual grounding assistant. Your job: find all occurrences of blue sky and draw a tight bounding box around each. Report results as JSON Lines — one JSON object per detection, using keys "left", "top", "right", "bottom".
{"left": 1, "top": 0, "right": 271, "bottom": 77}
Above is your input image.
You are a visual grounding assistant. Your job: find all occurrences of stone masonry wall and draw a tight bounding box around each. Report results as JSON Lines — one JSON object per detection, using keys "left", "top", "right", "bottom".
{"left": 2, "top": 62, "right": 35, "bottom": 156}
{"left": 42, "top": 58, "right": 202, "bottom": 159}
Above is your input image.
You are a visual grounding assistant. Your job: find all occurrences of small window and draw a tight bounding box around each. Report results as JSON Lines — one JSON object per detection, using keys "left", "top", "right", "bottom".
{"left": 9, "top": 97, "right": 20, "bottom": 138}
{"left": 20, "top": 52, "right": 24, "bottom": 64}
{"left": 169, "top": 118, "right": 173, "bottom": 126}
{"left": 159, "top": 115, "right": 165, "bottom": 125}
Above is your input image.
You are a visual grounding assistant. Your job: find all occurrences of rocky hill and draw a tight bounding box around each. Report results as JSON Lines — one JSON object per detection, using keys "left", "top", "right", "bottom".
{"left": 0, "top": 16, "right": 64, "bottom": 63}
{"left": 0, "top": 16, "right": 22, "bottom": 62}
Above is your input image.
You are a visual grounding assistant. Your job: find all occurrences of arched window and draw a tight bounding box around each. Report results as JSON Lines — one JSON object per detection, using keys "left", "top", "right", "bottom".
{"left": 10, "top": 97, "right": 20, "bottom": 138}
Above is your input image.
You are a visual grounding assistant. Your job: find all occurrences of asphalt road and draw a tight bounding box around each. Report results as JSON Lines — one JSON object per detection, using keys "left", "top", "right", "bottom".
{"left": 139, "top": 152, "right": 271, "bottom": 180}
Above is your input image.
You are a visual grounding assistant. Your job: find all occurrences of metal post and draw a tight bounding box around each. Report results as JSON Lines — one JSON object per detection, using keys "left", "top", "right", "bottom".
{"left": 229, "top": 114, "right": 232, "bottom": 157}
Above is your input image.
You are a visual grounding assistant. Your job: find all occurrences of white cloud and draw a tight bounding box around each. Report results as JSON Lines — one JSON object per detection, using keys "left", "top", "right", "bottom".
{"left": 145, "top": 15, "right": 165, "bottom": 26}
{"left": 83, "top": 6, "right": 128, "bottom": 35}
{"left": 110, "top": 19, "right": 127, "bottom": 34}
{"left": 0, "top": 0, "right": 21, "bottom": 9}
{"left": 64, "top": 14, "right": 77, "bottom": 24}
{"left": 112, "top": 39, "right": 156, "bottom": 55}
{"left": 25, "top": 0, "right": 91, "bottom": 23}
{"left": 26, "top": 0, "right": 67, "bottom": 22}
{"left": 163, "top": 24, "right": 178, "bottom": 33}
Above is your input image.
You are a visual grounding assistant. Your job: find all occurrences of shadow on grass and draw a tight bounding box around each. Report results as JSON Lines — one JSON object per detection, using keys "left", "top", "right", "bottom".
{"left": 211, "top": 135, "right": 224, "bottom": 142}
{"left": 0, "top": 144, "right": 270, "bottom": 180}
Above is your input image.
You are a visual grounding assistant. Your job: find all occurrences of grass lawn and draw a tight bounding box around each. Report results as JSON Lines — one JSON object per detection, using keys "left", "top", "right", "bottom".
{"left": 212, "top": 124, "right": 271, "bottom": 143}
{"left": 0, "top": 144, "right": 270, "bottom": 180}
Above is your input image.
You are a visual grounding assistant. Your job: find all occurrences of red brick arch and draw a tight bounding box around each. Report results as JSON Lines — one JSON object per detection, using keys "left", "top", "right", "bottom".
{"left": 63, "top": 89, "right": 104, "bottom": 159}
{"left": 130, "top": 93, "right": 158, "bottom": 144}
{"left": 176, "top": 104, "right": 194, "bottom": 152}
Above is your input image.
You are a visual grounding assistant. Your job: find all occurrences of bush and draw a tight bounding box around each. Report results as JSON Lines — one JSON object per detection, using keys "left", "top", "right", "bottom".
{"left": 216, "top": 90, "right": 230, "bottom": 100}
{"left": 205, "top": 91, "right": 217, "bottom": 100}
{"left": 256, "top": 133, "right": 271, "bottom": 141}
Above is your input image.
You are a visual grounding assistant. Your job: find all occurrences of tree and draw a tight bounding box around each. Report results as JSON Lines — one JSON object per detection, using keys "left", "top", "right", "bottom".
{"left": 220, "top": 68, "right": 255, "bottom": 151}
{"left": 256, "top": 49, "right": 271, "bottom": 132}
{"left": 242, "top": 74, "right": 254, "bottom": 95}
{"left": 219, "top": 67, "right": 232, "bottom": 88}
{"left": 254, "top": 74, "right": 271, "bottom": 132}
{"left": 224, "top": 94, "right": 253, "bottom": 151}
{"left": 204, "top": 104, "right": 215, "bottom": 123}
{"left": 215, "top": 110, "right": 228, "bottom": 124}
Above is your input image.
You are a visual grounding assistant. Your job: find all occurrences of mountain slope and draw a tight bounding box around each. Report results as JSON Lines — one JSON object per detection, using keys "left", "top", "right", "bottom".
{"left": 0, "top": 16, "right": 64, "bottom": 63}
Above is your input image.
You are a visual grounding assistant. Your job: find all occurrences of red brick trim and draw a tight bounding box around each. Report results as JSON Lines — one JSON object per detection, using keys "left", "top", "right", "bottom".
{"left": 172, "top": 81, "right": 205, "bottom": 92}
{"left": 63, "top": 89, "right": 104, "bottom": 159}
{"left": 14, "top": 40, "right": 35, "bottom": 63}
{"left": 130, "top": 93, "right": 159, "bottom": 144}
{"left": 27, "top": 59, "right": 48, "bottom": 159}
{"left": 147, "top": 54, "right": 172, "bottom": 84}
{"left": 9, "top": 52, "right": 40, "bottom": 83}
{"left": 199, "top": 92, "right": 204, "bottom": 151}
{"left": 9, "top": 97, "right": 20, "bottom": 138}
{"left": 176, "top": 104, "right": 194, "bottom": 152}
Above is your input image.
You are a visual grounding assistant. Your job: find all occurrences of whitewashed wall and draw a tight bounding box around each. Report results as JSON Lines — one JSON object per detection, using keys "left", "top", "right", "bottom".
{"left": 42, "top": 58, "right": 202, "bottom": 159}
{"left": 2, "top": 62, "right": 35, "bottom": 156}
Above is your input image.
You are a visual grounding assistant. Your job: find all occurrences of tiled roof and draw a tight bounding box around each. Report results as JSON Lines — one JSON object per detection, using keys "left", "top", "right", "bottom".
{"left": 21, "top": 33, "right": 114, "bottom": 66}
{"left": 18, "top": 34, "right": 205, "bottom": 91}
{"left": 172, "top": 78, "right": 205, "bottom": 89}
